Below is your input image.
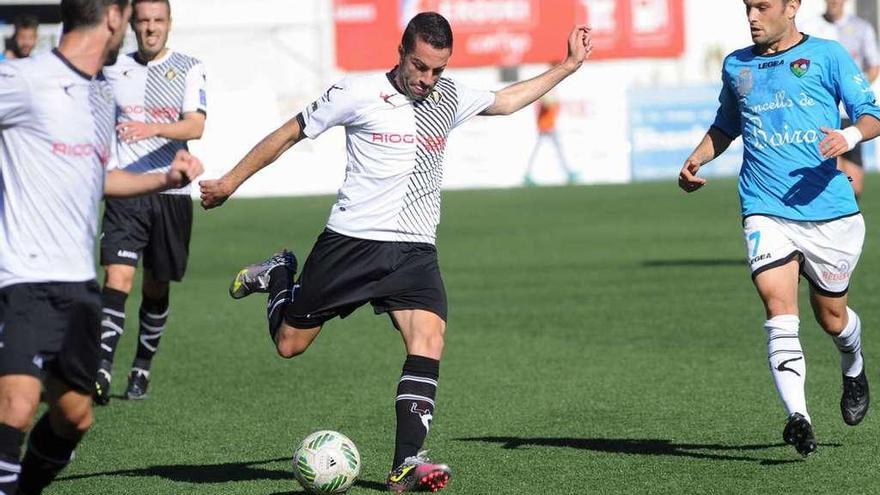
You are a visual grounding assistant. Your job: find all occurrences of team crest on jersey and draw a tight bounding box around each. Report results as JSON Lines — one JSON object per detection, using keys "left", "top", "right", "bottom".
{"left": 165, "top": 68, "right": 177, "bottom": 81}
{"left": 96, "top": 83, "right": 114, "bottom": 104}
{"left": 428, "top": 88, "right": 442, "bottom": 104}
{"left": 735, "top": 68, "right": 753, "bottom": 97}
{"left": 790, "top": 59, "right": 810, "bottom": 78}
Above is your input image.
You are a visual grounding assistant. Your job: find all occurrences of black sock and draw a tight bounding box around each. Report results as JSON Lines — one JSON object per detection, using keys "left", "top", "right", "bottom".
{"left": 98, "top": 287, "right": 128, "bottom": 368}
{"left": 133, "top": 293, "right": 169, "bottom": 372}
{"left": 18, "top": 414, "right": 79, "bottom": 495}
{"left": 392, "top": 355, "right": 440, "bottom": 468}
{"left": 266, "top": 265, "right": 293, "bottom": 340}
{"left": 0, "top": 423, "right": 24, "bottom": 495}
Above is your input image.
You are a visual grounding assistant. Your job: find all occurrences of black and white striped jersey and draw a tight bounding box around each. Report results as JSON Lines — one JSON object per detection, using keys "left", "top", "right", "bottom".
{"left": 103, "top": 50, "right": 206, "bottom": 195}
{"left": 0, "top": 50, "right": 115, "bottom": 288}
{"left": 301, "top": 72, "right": 495, "bottom": 244}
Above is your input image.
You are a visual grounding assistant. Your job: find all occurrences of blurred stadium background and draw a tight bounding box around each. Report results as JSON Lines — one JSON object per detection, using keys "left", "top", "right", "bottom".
{"left": 3, "top": 0, "right": 876, "bottom": 197}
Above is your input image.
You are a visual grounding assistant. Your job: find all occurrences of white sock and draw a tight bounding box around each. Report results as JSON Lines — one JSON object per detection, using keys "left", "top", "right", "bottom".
{"left": 833, "top": 307, "right": 864, "bottom": 377}
{"left": 765, "top": 315, "right": 810, "bottom": 422}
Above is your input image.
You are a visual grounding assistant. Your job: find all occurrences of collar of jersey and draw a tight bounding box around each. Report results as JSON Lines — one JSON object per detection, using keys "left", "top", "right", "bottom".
{"left": 133, "top": 48, "right": 174, "bottom": 67}
{"left": 52, "top": 48, "right": 94, "bottom": 81}
{"left": 751, "top": 33, "right": 810, "bottom": 58}
{"left": 386, "top": 67, "right": 407, "bottom": 97}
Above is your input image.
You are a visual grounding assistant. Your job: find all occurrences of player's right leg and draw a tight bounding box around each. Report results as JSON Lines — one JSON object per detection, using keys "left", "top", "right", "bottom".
{"left": 96, "top": 197, "right": 150, "bottom": 405}
{"left": 549, "top": 131, "right": 578, "bottom": 184}
{"left": 754, "top": 261, "right": 816, "bottom": 456}
{"left": 0, "top": 283, "right": 62, "bottom": 494}
{"left": 523, "top": 135, "right": 545, "bottom": 186}
{"left": 230, "top": 230, "right": 380, "bottom": 358}
{"left": 94, "top": 264, "right": 137, "bottom": 405}
{"left": 18, "top": 375, "right": 94, "bottom": 495}
{"left": 0, "top": 375, "right": 41, "bottom": 495}
{"left": 2, "top": 281, "right": 102, "bottom": 494}
{"left": 228, "top": 249, "right": 324, "bottom": 357}
{"left": 745, "top": 216, "right": 816, "bottom": 456}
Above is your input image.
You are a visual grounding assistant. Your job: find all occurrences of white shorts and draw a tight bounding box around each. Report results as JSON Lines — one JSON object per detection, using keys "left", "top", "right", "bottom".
{"left": 743, "top": 214, "right": 865, "bottom": 296}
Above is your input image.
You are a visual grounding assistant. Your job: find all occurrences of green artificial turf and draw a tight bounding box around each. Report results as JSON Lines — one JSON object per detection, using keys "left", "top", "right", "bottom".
{"left": 51, "top": 176, "right": 880, "bottom": 494}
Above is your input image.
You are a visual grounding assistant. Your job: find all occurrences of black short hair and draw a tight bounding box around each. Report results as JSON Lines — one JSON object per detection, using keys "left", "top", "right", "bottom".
{"left": 13, "top": 15, "right": 39, "bottom": 32}
{"left": 401, "top": 12, "right": 453, "bottom": 55}
{"left": 61, "top": 0, "right": 130, "bottom": 33}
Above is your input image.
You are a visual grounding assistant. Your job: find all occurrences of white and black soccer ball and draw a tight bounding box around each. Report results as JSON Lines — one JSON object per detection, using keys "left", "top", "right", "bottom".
{"left": 292, "top": 430, "right": 361, "bottom": 494}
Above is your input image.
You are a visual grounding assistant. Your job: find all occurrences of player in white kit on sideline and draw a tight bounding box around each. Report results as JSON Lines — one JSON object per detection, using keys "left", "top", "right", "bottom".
{"left": 0, "top": 1, "right": 203, "bottom": 493}
{"left": 94, "top": 0, "right": 207, "bottom": 405}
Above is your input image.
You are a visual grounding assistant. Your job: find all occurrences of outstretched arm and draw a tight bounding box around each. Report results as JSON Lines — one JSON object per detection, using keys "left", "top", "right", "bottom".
{"left": 482, "top": 26, "right": 592, "bottom": 116}
{"left": 678, "top": 127, "right": 734, "bottom": 193}
{"left": 199, "top": 114, "right": 306, "bottom": 209}
{"left": 105, "top": 150, "right": 204, "bottom": 198}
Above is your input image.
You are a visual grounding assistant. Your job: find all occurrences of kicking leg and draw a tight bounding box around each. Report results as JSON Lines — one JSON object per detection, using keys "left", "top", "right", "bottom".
{"left": 228, "top": 249, "right": 321, "bottom": 358}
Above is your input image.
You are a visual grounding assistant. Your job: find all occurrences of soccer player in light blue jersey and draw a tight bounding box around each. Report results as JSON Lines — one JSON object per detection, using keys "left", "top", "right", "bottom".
{"left": 679, "top": 0, "right": 880, "bottom": 457}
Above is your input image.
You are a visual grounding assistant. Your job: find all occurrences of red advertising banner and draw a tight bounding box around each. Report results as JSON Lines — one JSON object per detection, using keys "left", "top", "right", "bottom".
{"left": 575, "top": 0, "right": 685, "bottom": 60}
{"left": 333, "top": 0, "right": 684, "bottom": 70}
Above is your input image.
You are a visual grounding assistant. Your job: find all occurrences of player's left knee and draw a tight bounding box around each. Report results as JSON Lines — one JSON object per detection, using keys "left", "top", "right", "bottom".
{"left": 817, "top": 308, "right": 847, "bottom": 335}
{"left": 52, "top": 404, "right": 93, "bottom": 439}
{"left": 142, "top": 279, "right": 170, "bottom": 300}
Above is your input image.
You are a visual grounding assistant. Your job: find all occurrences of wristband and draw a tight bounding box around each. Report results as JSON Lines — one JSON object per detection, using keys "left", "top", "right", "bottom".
{"left": 836, "top": 126, "right": 864, "bottom": 152}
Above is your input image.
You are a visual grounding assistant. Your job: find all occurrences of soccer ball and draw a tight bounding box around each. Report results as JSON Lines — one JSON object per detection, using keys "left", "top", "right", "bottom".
{"left": 292, "top": 430, "right": 361, "bottom": 494}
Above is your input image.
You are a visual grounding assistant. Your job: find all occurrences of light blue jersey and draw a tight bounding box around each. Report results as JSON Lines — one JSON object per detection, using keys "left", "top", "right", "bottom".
{"left": 713, "top": 35, "right": 880, "bottom": 221}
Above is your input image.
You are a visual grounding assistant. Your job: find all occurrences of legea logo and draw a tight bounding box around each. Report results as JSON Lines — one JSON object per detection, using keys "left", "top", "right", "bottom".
{"left": 116, "top": 249, "right": 138, "bottom": 260}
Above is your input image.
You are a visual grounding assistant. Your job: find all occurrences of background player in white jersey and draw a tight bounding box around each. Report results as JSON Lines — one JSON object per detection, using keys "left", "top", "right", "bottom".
{"left": 200, "top": 12, "right": 592, "bottom": 493}
{"left": 800, "top": 0, "right": 880, "bottom": 198}
{"left": 94, "top": 0, "right": 207, "bottom": 405}
{"left": 4, "top": 15, "right": 39, "bottom": 60}
{"left": 679, "top": 0, "right": 880, "bottom": 456}
{"left": 0, "top": 1, "right": 203, "bottom": 493}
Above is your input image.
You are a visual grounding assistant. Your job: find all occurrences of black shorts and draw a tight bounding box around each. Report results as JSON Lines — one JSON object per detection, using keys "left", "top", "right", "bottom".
{"left": 284, "top": 230, "right": 448, "bottom": 328}
{"left": 0, "top": 281, "right": 102, "bottom": 393}
{"left": 100, "top": 194, "right": 193, "bottom": 282}
{"left": 840, "top": 118, "right": 864, "bottom": 167}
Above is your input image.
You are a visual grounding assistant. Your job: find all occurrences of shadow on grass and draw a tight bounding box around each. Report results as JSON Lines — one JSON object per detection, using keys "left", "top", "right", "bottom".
{"left": 268, "top": 479, "right": 387, "bottom": 495}
{"left": 57, "top": 457, "right": 387, "bottom": 492}
{"left": 642, "top": 259, "right": 746, "bottom": 268}
{"left": 457, "top": 437, "right": 841, "bottom": 465}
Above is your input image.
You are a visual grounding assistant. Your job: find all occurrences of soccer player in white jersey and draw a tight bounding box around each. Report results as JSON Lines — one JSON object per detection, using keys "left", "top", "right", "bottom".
{"left": 800, "top": 0, "right": 880, "bottom": 198}
{"left": 93, "top": 0, "right": 207, "bottom": 405}
{"left": 0, "top": 1, "right": 203, "bottom": 493}
{"left": 679, "top": 0, "right": 880, "bottom": 456}
{"left": 200, "top": 12, "right": 591, "bottom": 492}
